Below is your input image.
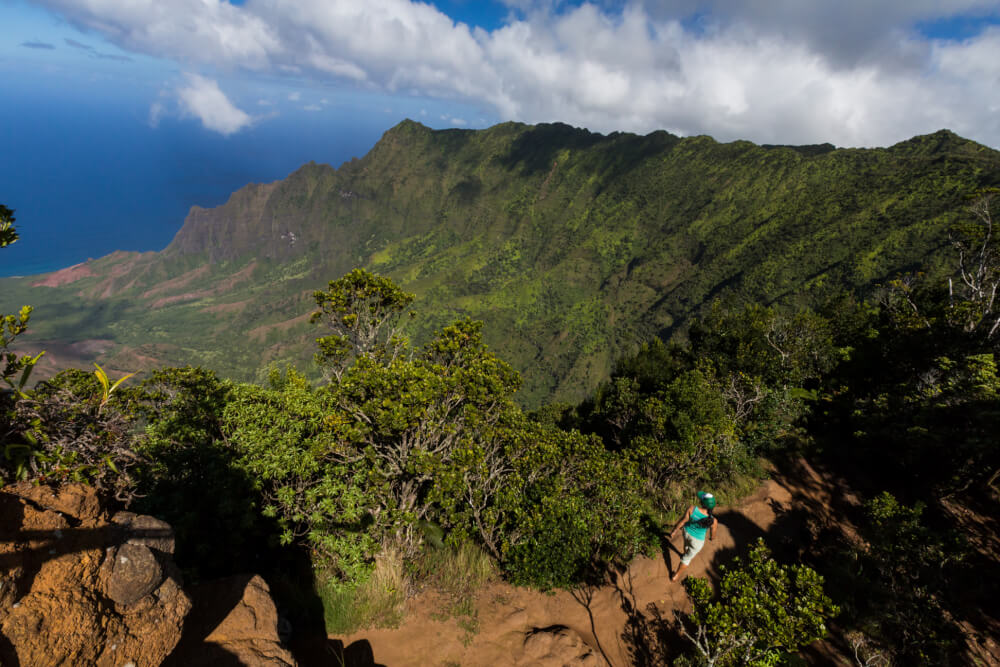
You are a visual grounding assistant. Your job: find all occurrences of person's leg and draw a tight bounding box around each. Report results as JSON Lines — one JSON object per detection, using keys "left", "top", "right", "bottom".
{"left": 671, "top": 533, "right": 704, "bottom": 582}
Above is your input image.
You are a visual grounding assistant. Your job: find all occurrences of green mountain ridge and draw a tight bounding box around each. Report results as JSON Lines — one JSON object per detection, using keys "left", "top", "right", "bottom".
{"left": 3, "top": 121, "right": 999, "bottom": 405}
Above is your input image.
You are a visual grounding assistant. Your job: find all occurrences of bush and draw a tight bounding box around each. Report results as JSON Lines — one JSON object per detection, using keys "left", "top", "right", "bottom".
{"left": 499, "top": 424, "right": 650, "bottom": 588}
{"left": 847, "top": 492, "right": 970, "bottom": 664}
{"left": 3, "top": 368, "right": 143, "bottom": 501}
{"left": 679, "top": 539, "right": 838, "bottom": 666}
{"left": 130, "top": 366, "right": 273, "bottom": 580}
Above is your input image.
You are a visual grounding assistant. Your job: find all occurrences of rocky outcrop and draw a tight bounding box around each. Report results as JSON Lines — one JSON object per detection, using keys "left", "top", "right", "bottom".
{"left": 521, "top": 625, "right": 603, "bottom": 666}
{"left": 0, "top": 482, "right": 300, "bottom": 666}
{"left": 0, "top": 483, "right": 191, "bottom": 666}
{"left": 168, "top": 574, "right": 296, "bottom": 666}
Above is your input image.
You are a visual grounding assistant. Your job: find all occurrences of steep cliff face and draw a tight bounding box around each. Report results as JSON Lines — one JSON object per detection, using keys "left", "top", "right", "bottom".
{"left": 6, "top": 121, "right": 1000, "bottom": 404}
{"left": 168, "top": 180, "right": 284, "bottom": 263}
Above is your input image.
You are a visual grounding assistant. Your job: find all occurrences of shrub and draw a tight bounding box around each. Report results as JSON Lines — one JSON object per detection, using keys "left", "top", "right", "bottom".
{"left": 499, "top": 424, "right": 649, "bottom": 589}
{"left": 678, "top": 539, "right": 838, "bottom": 666}
{"left": 3, "top": 368, "right": 142, "bottom": 502}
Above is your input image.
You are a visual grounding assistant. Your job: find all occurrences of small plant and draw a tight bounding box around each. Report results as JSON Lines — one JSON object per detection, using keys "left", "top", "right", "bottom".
{"left": 2, "top": 367, "right": 143, "bottom": 501}
{"left": 93, "top": 362, "right": 137, "bottom": 411}
{"left": 319, "top": 549, "right": 407, "bottom": 634}
{"left": 457, "top": 611, "right": 479, "bottom": 646}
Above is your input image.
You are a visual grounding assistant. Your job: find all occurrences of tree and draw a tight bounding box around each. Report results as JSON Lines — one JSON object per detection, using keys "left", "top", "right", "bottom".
{"left": 679, "top": 539, "right": 838, "bottom": 666}
{"left": 0, "top": 204, "right": 17, "bottom": 248}
{"left": 850, "top": 492, "right": 969, "bottom": 664}
{"left": 329, "top": 317, "right": 523, "bottom": 556}
{"left": 626, "top": 367, "right": 740, "bottom": 503}
{"left": 0, "top": 205, "right": 42, "bottom": 397}
{"left": 495, "top": 421, "right": 647, "bottom": 589}
{"left": 221, "top": 368, "right": 381, "bottom": 583}
{"left": 311, "top": 268, "right": 415, "bottom": 381}
{"left": 948, "top": 190, "right": 1000, "bottom": 339}
{"left": 690, "top": 302, "right": 841, "bottom": 390}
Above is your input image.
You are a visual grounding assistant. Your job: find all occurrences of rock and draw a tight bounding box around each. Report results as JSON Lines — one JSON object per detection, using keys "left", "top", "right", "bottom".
{"left": 112, "top": 511, "right": 176, "bottom": 555}
{"left": 6, "top": 481, "right": 101, "bottom": 521}
{"left": 521, "top": 625, "right": 603, "bottom": 667}
{"left": 169, "top": 574, "right": 297, "bottom": 666}
{"left": 0, "top": 483, "right": 295, "bottom": 666}
{"left": 0, "top": 484, "right": 192, "bottom": 667}
{"left": 107, "top": 543, "right": 164, "bottom": 606}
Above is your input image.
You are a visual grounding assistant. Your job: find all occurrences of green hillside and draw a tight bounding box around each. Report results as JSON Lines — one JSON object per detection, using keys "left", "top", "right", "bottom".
{"left": 3, "top": 121, "right": 999, "bottom": 405}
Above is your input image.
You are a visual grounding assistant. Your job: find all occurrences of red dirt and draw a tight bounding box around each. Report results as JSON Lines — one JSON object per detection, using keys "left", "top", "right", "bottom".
{"left": 334, "top": 458, "right": 1000, "bottom": 666}
{"left": 141, "top": 265, "right": 211, "bottom": 299}
{"left": 30, "top": 262, "right": 96, "bottom": 287}
{"left": 203, "top": 299, "right": 253, "bottom": 315}
{"left": 146, "top": 262, "right": 258, "bottom": 309}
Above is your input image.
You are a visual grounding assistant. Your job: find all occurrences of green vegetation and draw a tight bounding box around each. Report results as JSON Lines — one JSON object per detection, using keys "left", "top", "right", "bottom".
{"left": 1, "top": 143, "right": 998, "bottom": 663}
{"left": 319, "top": 549, "right": 408, "bottom": 634}
{"left": 4, "top": 123, "right": 999, "bottom": 406}
{"left": 679, "top": 539, "right": 838, "bottom": 666}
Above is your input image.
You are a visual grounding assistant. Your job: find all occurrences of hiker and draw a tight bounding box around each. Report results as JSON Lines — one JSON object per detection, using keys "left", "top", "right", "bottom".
{"left": 669, "top": 491, "right": 718, "bottom": 582}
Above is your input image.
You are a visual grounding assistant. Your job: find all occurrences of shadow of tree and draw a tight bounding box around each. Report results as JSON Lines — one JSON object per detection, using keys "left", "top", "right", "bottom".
{"left": 606, "top": 565, "right": 682, "bottom": 667}
{"left": 570, "top": 581, "right": 617, "bottom": 667}
{"left": 326, "top": 638, "right": 386, "bottom": 667}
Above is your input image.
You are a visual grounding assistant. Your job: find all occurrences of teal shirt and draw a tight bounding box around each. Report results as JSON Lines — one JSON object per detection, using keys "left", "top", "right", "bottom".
{"left": 684, "top": 506, "right": 711, "bottom": 540}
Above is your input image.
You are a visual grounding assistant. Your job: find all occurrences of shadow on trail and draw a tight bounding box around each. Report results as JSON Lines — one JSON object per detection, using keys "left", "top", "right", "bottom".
{"left": 606, "top": 565, "right": 682, "bottom": 667}
{"left": 571, "top": 582, "right": 618, "bottom": 667}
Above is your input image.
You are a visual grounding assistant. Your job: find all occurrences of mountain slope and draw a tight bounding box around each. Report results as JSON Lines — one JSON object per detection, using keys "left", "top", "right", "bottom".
{"left": 3, "top": 121, "right": 999, "bottom": 405}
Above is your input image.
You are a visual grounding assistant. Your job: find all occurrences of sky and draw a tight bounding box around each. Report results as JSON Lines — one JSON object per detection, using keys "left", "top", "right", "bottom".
{"left": 3, "top": 0, "right": 1000, "bottom": 276}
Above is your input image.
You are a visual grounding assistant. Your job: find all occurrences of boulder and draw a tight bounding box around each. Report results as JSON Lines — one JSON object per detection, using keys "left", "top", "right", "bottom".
{"left": 111, "top": 511, "right": 176, "bottom": 555}
{"left": 6, "top": 481, "right": 101, "bottom": 521}
{"left": 521, "top": 625, "right": 603, "bottom": 667}
{"left": 0, "top": 483, "right": 192, "bottom": 666}
{"left": 169, "top": 574, "right": 296, "bottom": 666}
{"left": 106, "top": 543, "right": 164, "bottom": 606}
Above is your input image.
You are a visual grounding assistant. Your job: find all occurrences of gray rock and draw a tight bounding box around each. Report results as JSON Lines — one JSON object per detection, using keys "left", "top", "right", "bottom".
{"left": 112, "top": 512, "right": 176, "bottom": 555}
{"left": 108, "top": 544, "right": 163, "bottom": 606}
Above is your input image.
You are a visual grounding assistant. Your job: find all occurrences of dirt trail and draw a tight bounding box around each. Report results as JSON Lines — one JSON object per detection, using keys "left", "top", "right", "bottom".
{"left": 334, "top": 459, "right": 851, "bottom": 666}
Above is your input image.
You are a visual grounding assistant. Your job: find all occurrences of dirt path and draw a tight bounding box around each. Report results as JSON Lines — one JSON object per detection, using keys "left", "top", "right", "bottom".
{"left": 333, "top": 459, "right": 851, "bottom": 667}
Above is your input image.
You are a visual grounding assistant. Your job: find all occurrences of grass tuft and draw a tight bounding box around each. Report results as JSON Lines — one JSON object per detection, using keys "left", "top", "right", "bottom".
{"left": 410, "top": 540, "right": 496, "bottom": 645}
{"left": 320, "top": 548, "right": 407, "bottom": 634}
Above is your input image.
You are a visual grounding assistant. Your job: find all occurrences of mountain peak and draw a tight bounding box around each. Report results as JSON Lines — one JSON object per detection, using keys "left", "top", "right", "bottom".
{"left": 889, "top": 129, "right": 988, "bottom": 156}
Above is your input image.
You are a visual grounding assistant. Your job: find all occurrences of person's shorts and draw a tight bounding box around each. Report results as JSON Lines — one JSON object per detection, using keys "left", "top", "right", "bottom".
{"left": 681, "top": 532, "right": 706, "bottom": 565}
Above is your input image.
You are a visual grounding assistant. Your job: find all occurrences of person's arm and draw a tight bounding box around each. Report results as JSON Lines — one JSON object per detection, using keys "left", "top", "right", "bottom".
{"left": 709, "top": 517, "right": 718, "bottom": 541}
{"left": 670, "top": 506, "right": 693, "bottom": 538}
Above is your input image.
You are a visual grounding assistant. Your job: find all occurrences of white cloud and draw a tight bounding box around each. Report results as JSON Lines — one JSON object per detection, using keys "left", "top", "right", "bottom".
{"left": 31, "top": 0, "right": 1000, "bottom": 147}
{"left": 148, "top": 100, "right": 163, "bottom": 128}
{"left": 288, "top": 91, "right": 301, "bottom": 101}
{"left": 303, "top": 103, "right": 321, "bottom": 111}
{"left": 176, "top": 73, "right": 252, "bottom": 135}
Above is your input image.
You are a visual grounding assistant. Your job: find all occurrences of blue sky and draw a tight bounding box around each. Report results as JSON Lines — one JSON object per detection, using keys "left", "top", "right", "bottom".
{"left": 3, "top": 0, "right": 1000, "bottom": 275}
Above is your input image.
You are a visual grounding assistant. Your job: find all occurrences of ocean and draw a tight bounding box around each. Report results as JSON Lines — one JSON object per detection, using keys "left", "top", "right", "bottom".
{"left": 0, "top": 85, "right": 391, "bottom": 277}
